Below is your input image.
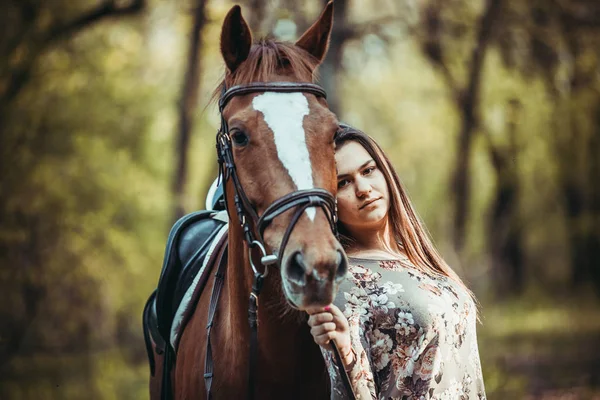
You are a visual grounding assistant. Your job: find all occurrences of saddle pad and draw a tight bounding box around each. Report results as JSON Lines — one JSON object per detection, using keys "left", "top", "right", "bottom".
{"left": 170, "top": 222, "right": 228, "bottom": 350}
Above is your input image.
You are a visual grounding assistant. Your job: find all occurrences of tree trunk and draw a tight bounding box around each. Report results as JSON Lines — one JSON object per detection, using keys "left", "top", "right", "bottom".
{"left": 486, "top": 100, "right": 524, "bottom": 297}
{"left": 172, "top": 0, "right": 208, "bottom": 222}
{"left": 552, "top": 91, "right": 594, "bottom": 291}
{"left": 451, "top": 0, "right": 503, "bottom": 252}
{"left": 319, "top": 0, "right": 349, "bottom": 115}
{"left": 567, "top": 100, "right": 600, "bottom": 293}
{"left": 586, "top": 104, "right": 600, "bottom": 293}
{"left": 553, "top": 8, "right": 600, "bottom": 295}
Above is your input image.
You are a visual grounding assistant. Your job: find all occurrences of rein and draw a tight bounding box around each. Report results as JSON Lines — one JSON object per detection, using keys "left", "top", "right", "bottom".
{"left": 205, "top": 81, "right": 356, "bottom": 400}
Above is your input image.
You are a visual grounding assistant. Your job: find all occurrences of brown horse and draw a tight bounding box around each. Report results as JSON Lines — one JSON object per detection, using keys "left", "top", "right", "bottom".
{"left": 147, "top": 2, "right": 348, "bottom": 399}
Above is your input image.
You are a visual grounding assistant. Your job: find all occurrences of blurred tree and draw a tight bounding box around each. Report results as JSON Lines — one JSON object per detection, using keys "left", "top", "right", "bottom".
{"left": 494, "top": 0, "right": 600, "bottom": 292}
{"left": 320, "top": 0, "right": 349, "bottom": 115}
{"left": 554, "top": 1, "right": 600, "bottom": 292}
{"left": 394, "top": 0, "right": 600, "bottom": 294}
{"left": 0, "top": 0, "right": 160, "bottom": 373}
{"left": 484, "top": 99, "right": 524, "bottom": 296}
{"left": 173, "top": 0, "right": 208, "bottom": 221}
{"left": 0, "top": 0, "right": 145, "bottom": 120}
{"left": 415, "top": 0, "right": 504, "bottom": 253}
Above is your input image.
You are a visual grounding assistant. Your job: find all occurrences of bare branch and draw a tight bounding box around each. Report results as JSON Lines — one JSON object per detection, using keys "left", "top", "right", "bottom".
{"left": 417, "top": 3, "right": 461, "bottom": 95}
{"left": 1, "top": 0, "right": 146, "bottom": 110}
{"left": 558, "top": 1, "right": 600, "bottom": 29}
{"left": 46, "top": 0, "right": 146, "bottom": 44}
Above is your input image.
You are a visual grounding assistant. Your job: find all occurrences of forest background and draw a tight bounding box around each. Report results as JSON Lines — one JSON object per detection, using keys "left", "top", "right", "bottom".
{"left": 1, "top": 0, "right": 599, "bottom": 399}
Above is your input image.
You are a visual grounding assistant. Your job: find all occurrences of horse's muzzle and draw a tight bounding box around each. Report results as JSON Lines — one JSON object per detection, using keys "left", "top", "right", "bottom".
{"left": 281, "top": 249, "right": 347, "bottom": 308}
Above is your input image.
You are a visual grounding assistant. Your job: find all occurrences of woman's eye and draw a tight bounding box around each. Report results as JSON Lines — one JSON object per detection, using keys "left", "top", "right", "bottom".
{"left": 231, "top": 131, "right": 249, "bottom": 146}
{"left": 363, "top": 167, "right": 375, "bottom": 175}
{"left": 337, "top": 179, "right": 349, "bottom": 189}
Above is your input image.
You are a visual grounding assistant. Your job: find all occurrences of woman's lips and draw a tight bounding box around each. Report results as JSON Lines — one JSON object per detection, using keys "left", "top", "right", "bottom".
{"left": 360, "top": 197, "right": 381, "bottom": 210}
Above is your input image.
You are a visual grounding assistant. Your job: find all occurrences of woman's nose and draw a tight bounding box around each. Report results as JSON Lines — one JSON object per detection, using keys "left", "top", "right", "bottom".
{"left": 355, "top": 177, "right": 371, "bottom": 197}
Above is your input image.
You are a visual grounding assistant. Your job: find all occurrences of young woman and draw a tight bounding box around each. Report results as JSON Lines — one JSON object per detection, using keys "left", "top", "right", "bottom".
{"left": 307, "top": 124, "right": 486, "bottom": 399}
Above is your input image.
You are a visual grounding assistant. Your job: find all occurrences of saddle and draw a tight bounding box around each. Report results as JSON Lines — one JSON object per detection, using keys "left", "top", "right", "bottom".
{"left": 143, "top": 210, "right": 228, "bottom": 377}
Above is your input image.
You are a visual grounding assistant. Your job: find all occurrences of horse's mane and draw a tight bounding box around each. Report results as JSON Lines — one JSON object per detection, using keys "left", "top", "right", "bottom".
{"left": 212, "top": 39, "right": 320, "bottom": 103}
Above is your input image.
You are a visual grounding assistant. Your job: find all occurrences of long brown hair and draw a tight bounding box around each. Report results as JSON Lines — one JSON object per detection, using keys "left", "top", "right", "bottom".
{"left": 334, "top": 124, "right": 476, "bottom": 302}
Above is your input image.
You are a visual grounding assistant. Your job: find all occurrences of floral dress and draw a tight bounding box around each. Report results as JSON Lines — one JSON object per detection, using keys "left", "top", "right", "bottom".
{"left": 322, "top": 257, "right": 486, "bottom": 400}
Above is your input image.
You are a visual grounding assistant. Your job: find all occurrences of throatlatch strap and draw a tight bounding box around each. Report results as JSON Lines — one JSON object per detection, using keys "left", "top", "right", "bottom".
{"left": 204, "top": 242, "right": 228, "bottom": 400}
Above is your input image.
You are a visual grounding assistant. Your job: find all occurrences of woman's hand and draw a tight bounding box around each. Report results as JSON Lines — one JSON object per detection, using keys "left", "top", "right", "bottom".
{"left": 306, "top": 304, "right": 354, "bottom": 366}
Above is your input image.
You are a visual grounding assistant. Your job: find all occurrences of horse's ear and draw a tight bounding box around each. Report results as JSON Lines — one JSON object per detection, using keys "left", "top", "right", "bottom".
{"left": 220, "top": 5, "right": 253, "bottom": 73}
{"left": 295, "top": 1, "right": 334, "bottom": 64}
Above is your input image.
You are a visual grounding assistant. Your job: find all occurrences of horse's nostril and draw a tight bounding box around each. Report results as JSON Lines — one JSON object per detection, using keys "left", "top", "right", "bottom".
{"left": 335, "top": 250, "right": 348, "bottom": 281}
{"left": 285, "top": 252, "right": 307, "bottom": 286}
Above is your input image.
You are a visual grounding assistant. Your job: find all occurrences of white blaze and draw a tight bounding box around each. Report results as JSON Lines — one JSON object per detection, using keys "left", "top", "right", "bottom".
{"left": 252, "top": 92, "right": 316, "bottom": 220}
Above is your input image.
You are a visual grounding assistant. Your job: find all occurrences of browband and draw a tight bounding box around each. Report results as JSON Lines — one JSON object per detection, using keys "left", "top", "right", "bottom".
{"left": 219, "top": 82, "right": 327, "bottom": 111}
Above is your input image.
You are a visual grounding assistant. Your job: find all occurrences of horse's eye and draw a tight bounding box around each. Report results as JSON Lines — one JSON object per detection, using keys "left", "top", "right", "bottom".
{"left": 231, "top": 130, "right": 249, "bottom": 147}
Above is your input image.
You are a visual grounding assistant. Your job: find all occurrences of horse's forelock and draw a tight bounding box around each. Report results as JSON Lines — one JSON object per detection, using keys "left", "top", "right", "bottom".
{"left": 211, "top": 40, "right": 320, "bottom": 104}
{"left": 231, "top": 40, "right": 318, "bottom": 85}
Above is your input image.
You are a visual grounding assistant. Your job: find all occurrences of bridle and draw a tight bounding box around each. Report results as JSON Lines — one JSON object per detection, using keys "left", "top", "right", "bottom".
{"left": 204, "top": 81, "right": 355, "bottom": 399}
{"left": 216, "top": 82, "right": 339, "bottom": 296}
{"left": 216, "top": 82, "right": 338, "bottom": 263}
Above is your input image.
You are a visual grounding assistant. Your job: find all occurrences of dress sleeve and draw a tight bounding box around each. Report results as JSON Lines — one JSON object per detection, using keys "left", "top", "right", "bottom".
{"left": 322, "top": 314, "right": 377, "bottom": 399}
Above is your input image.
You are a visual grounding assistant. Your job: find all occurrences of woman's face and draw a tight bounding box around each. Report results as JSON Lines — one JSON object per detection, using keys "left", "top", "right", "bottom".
{"left": 335, "top": 141, "right": 390, "bottom": 232}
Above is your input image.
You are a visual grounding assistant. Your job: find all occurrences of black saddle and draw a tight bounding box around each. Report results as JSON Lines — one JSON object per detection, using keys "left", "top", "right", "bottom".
{"left": 143, "top": 210, "right": 228, "bottom": 368}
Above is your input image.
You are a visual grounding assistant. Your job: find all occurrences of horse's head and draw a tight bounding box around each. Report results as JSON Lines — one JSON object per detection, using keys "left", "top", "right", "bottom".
{"left": 217, "top": 2, "right": 346, "bottom": 309}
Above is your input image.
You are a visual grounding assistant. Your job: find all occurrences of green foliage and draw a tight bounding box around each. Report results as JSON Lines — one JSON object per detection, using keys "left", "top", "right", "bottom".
{"left": 0, "top": 0, "right": 172, "bottom": 368}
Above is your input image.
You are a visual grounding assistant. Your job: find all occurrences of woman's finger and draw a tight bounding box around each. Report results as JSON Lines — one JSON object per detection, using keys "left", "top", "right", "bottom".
{"left": 326, "top": 305, "right": 349, "bottom": 329}
{"left": 307, "top": 312, "right": 334, "bottom": 327}
{"left": 310, "top": 322, "right": 336, "bottom": 337}
{"left": 314, "top": 331, "right": 337, "bottom": 346}
{"left": 305, "top": 306, "right": 327, "bottom": 316}
{"left": 326, "top": 304, "right": 344, "bottom": 319}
